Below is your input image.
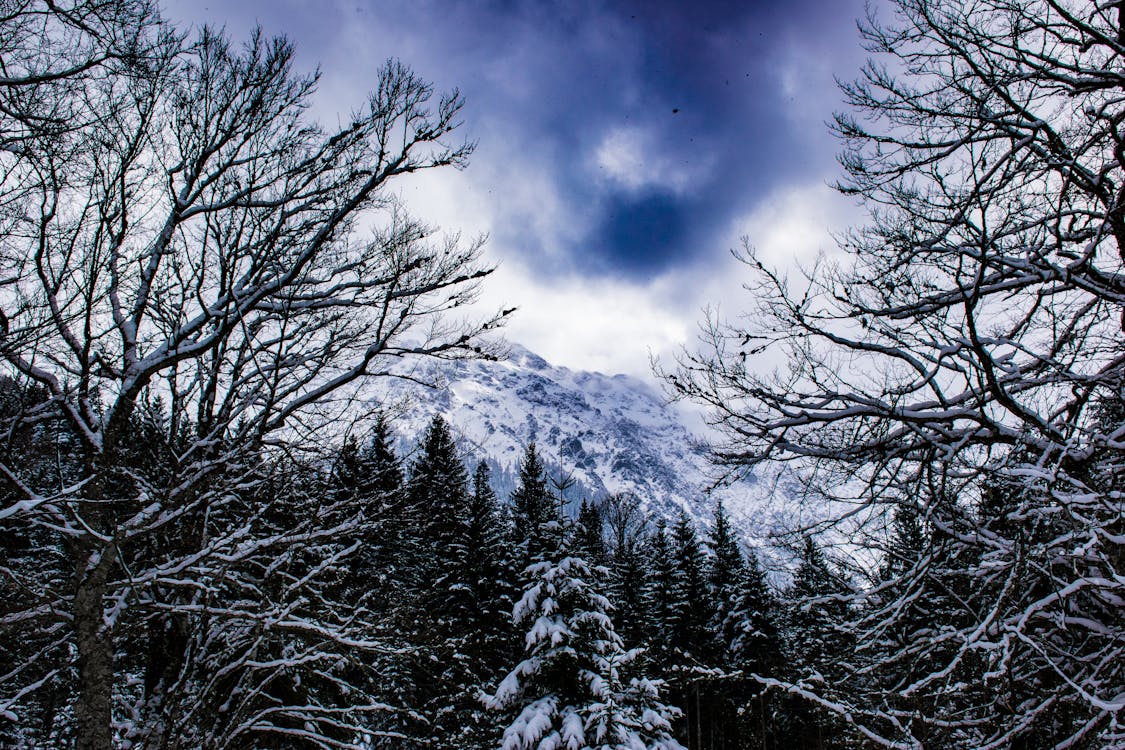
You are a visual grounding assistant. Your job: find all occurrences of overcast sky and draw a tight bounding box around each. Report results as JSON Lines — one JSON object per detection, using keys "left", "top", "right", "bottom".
{"left": 164, "top": 0, "right": 873, "bottom": 382}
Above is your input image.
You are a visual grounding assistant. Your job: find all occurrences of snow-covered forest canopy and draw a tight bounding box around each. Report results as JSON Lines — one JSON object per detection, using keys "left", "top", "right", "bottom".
{"left": 1, "top": 0, "right": 1123, "bottom": 749}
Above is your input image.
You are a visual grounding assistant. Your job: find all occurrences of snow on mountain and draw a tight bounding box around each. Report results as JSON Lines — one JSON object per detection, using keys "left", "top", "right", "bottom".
{"left": 375, "top": 343, "right": 803, "bottom": 537}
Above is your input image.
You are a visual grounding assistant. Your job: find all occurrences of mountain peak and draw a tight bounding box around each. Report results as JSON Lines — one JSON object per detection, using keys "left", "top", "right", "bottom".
{"left": 378, "top": 343, "right": 792, "bottom": 535}
{"left": 504, "top": 342, "right": 551, "bottom": 372}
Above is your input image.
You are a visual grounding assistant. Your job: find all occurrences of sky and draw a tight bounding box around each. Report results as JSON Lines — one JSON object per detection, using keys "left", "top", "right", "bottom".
{"left": 163, "top": 0, "right": 872, "bottom": 382}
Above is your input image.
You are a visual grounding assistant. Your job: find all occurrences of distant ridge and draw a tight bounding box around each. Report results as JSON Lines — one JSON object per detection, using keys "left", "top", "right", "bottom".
{"left": 373, "top": 343, "right": 804, "bottom": 538}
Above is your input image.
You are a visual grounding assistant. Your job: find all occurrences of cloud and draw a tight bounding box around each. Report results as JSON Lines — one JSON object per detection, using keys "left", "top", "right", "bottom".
{"left": 476, "top": 261, "right": 692, "bottom": 383}
{"left": 735, "top": 181, "right": 857, "bottom": 269}
{"left": 592, "top": 125, "right": 711, "bottom": 195}
{"left": 158, "top": 0, "right": 876, "bottom": 381}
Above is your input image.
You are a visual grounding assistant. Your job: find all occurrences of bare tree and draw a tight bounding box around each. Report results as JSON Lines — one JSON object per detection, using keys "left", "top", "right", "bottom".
{"left": 670, "top": 1, "right": 1125, "bottom": 747}
{"left": 0, "top": 3, "right": 506, "bottom": 747}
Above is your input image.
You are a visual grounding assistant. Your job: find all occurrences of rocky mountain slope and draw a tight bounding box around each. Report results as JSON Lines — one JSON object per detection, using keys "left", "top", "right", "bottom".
{"left": 375, "top": 344, "right": 805, "bottom": 538}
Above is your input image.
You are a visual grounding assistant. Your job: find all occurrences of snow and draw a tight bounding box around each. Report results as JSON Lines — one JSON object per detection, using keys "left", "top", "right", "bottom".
{"left": 374, "top": 342, "right": 801, "bottom": 537}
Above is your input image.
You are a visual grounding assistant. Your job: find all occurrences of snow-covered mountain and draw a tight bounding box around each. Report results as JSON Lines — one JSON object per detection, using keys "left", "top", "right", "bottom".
{"left": 374, "top": 343, "right": 804, "bottom": 537}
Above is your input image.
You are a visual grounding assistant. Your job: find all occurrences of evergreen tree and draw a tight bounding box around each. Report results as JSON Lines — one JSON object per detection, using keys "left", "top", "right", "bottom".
{"left": 728, "top": 549, "right": 783, "bottom": 750}
{"left": 786, "top": 537, "right": 851, "bottom": 677}
{"left": 322, "top": 418, "right": 417, "bottom": 744}
{"left": 779, "top": 536, "right": 854, "bottom": 749}
{"left": 398, "top": 416, "right": 474, "bottom": 744}
{"left": 409, "top": 415, "right": 470, "bottom": 564}
{"left": 666, "top": 511, "right": 717, "bottom": 750}
{"left": 668, "top": 512, "right": 712, "bottom": 660}
{"left": 699, "top": 500, "right": 757, "bottom": 750}
{"left": 423, "top": 460, "right": 518, "bottom": 749}
{"left": 463, "top": 460, "right": 519, "bottom": 674}
{"left": 575, "top": 499, "right": 608, "bottom": 569}
{"left": 326, "top": 416, "right": 409, "bottom": 610}
{"left": 857, "top": 498, "right": 988, "bottom": 748}
{"left": 510, "top": 443, "right": 556, "bottom": 564}
{"left": 486, "top": 555, "right": 684, "bottom": 750}
{"left": 706, "top": 500, "right": 748, "bottom": 664}
{"left": 642, "top": 520, "right": 678, "bottom": 669}
{"left": 402, "top": 420, "right": 521, "bottom": 748}
{"left": 356, "top": 413, "right": 409, "bottom": 597}
{"left": 604, "top": 494, "right": 652, "bottom": 656}
{"left": 729, "top": 550, "right": 781, "bottom": 675}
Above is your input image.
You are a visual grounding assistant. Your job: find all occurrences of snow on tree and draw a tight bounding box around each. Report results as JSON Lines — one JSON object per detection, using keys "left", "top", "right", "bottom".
{"left": 486, "top": 555, "right": 684, "bottom": 750}
{"left": 575, "top": 499, "right": 609, "bottom": 569}
{"left": 602, "top": 493, "right": 652, "bottom": 657}
{"left": 511, "top": 443, "right": 558, "bottom": 565}
{"left": 705, "top": 499, "right": 747, "bottom": 665}
{"left": 404, "top": 434, "right": 516, "bottom": 748}
{"left": 0, "top": 3, "right": 506, "bottom": 746}
{"left": 668, "top": 0, "right": 1125, "bottom": 745}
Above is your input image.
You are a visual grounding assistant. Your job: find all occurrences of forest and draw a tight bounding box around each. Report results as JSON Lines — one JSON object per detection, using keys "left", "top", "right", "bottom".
{"left": 2, "top": 0, "right": 1124, "bottom": 748}
{"left": 0, "top": 389, "right": 852, "bottom": 749}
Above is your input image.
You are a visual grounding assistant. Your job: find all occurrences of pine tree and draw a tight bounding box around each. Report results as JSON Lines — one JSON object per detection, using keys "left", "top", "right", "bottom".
{"left": 464, "top": 461, "right": 519, "bottom": 674}
{"left": 323, "top": 418, "right": 416, "bottom": 744}
{"left": 486, "top": 555, "right": 685, "bottom": 750}
{"left": 706, "top": 500, "right": 748, "bottom": 664}
{"left": 729, "top": 550, "right": 781, "bottom": 675}
{"left": 427, "top": 460, "right": 518, "bottom": 749}
{"left": 356, "top": 413, "right": 408, "bottom": 599}
{"left": 786, "top": 537, "right": 851, "bottom": 676}
{"left": 668, "top": 512, "right": 712, "bottom": 661}
{"left": 728, "top": 549, "right": 783, "bottom": 750}
{"left": 700, "top": 500, "right": 757, "bottom": 749}
{"left": 510, "top": 443, "right": 557, "bottom": 565}
{"left": 400, "top": 419, "right": 523, "bottom": 748}
{"left": 643, "top": 520, "right": 678, "bottom": 669}
{"left": 575, "top": 499, "right": 608, "bottom": 569}
{"left": 665, "top": 511, "right": 717, "bottom": 750}
{"left": 397, "top": 415, "right": 475, "bottom": 744}
{"left": 858, "top": 499, "right": 986, "bottom": 748}
{"left": 409, "top": 415, "right": 470, "bottom": 566}
{"left": 780, "top": 536, "right": 854, "bottom": 749}
{"left": 604, "top": 494, "right": 652, "bottom": 656}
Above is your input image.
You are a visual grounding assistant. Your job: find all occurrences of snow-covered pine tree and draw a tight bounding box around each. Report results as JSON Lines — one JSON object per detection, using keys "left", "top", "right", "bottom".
{"left": 778, "top": 536, "right": 854, "bottom": 748}
{"left": 511, "top": 444, "right": 556, "bottom": 565}
{"left": 401, "top": 415, "right": 479, "bottom": 744}
{"left": 603, "top": 494, "right": 652, "bottom": 659}
{"left": 668, "top": 512, "right": 712, "bottom": 660}
{"left": 408, "top": 415, "right": 471, "bottom": 577}
{"left": 349, "top": 414, "right": 408, "bottom": 609}
{"left": 642, "top": 520, "right": 678, "bottom": 670}
{"left": 706, "top": 500, "right": 748, "bottom": 665}
{"left": 465, "top": 460, "right": 518, "bottom": 666}
{"left": 701, "top": 500, "right": 754, "bottom": 747}
{"left": 486, "top": 554, "right": 684, "bottom": 750}
{"left": 855, "top": 497, "right": 989, "bottom": 748}
{"left": 666, "top": 511, "right": 717, "bottom": 749}
{"left": 436, "top": 460, "right": 521, "bottom": 750}
{"left": 323, "top": 418, "right": 421, "bottom": 745}
{"left": 728, "top": 548, "right": 783, "bottom": 749}
{"left": 575, "top": 499, "right": 608, "bottom": 569}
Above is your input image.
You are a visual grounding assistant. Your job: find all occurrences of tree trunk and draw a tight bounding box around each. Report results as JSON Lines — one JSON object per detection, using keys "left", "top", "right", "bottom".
{"left": 74, "top": 544, "right": 114, "bottom": 750}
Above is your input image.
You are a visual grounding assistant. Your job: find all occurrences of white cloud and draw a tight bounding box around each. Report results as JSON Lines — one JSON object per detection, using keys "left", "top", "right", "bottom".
{"left": 592, "top": 125, "right": 710, "bottom": 195}
{"left": 475, "top": 261, "right": 692, "bottom": 383}
{"left": 733, "top": 181, "right": 855, "bottom": 268}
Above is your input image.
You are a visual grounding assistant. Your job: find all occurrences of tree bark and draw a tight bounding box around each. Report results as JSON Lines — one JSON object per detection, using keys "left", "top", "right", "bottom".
{"left": 74, "top": 544, "right": 114, "bottom": 750}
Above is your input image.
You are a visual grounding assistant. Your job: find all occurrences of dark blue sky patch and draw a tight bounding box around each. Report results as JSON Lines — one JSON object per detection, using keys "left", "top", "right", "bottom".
{"left": 593, "top": 191, "right": 691, "bottom": 276}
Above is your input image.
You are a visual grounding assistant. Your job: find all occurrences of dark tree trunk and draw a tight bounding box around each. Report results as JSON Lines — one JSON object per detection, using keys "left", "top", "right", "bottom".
{"left": 74, "top": 545, "right": 114, "bottom": 750}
